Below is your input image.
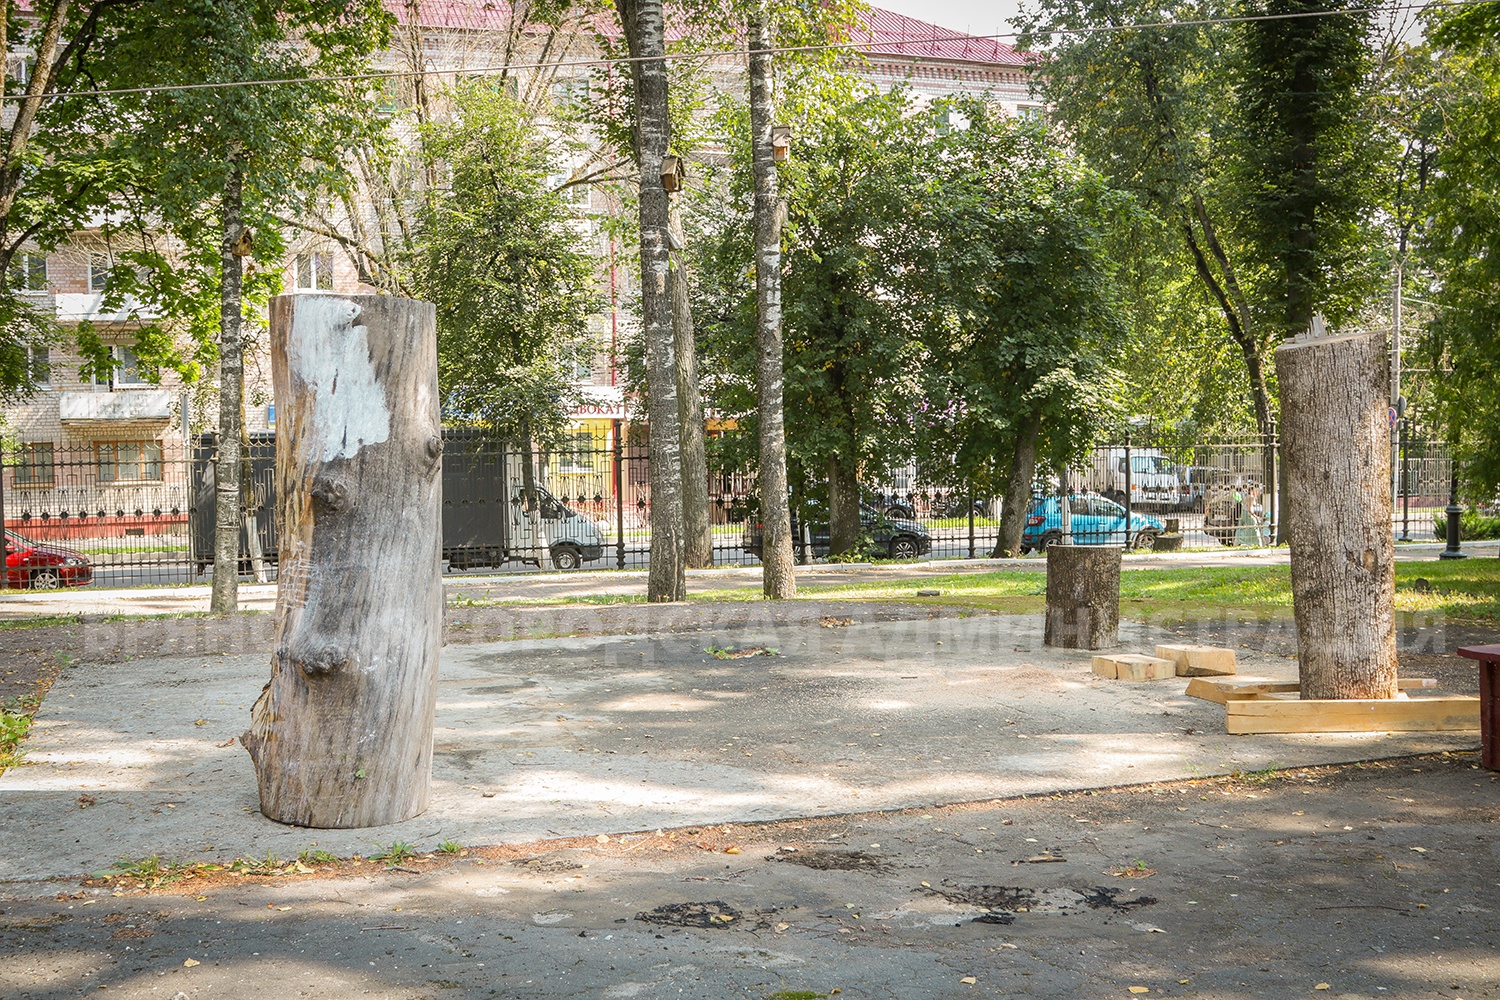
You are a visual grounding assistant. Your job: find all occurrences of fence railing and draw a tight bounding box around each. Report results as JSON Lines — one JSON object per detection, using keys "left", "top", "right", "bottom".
{"left": 0, "top": 431, "right": 1458, "bottom": 590}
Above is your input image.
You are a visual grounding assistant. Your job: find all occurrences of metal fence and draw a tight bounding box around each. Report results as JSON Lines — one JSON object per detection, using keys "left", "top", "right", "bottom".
{"left": 0, "top": 430, "right": 1458, "bottom": 590}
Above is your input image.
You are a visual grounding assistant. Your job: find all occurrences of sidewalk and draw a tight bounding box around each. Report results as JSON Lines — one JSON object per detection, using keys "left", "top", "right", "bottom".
{"left": 0, "top": 602, "right": 1477, "bottom": 884}
{"left": 2, "top": 540, "right": 1494, "bottom": 620}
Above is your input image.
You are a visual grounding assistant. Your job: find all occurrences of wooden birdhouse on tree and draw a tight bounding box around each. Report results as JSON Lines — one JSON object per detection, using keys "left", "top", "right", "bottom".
{"left": 660, "top": 154, "right": 685, "bottom": 192}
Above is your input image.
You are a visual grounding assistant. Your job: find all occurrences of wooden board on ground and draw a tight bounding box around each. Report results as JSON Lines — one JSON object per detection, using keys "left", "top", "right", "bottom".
{"left": 1093, "top": 654, "right": 1176, "bottom": 681}
{"left": 1225, "top": 695, "right": 1479, "bottom": 734}
{"left": 1156, "top": 644, "right": 1237, "bottom": 676}
{"left": 1186, "top": 676, "right": 1440, "bottom": 705}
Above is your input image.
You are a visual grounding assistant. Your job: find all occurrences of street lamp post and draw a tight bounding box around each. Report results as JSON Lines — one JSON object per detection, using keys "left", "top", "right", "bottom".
{"left": 1440, "top": 464, "right": 1466, "bottom": 560}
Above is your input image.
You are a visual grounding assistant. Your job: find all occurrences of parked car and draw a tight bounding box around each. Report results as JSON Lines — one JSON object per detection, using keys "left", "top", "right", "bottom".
{"left": 743, "top": 501, "right": 931, "bottom": 561}
{"left": 4, "top": 530, "right": 93, "bottom": 589}
{"left": 1019, "top": 494, "right": 1164, "bottom": 553}
{"left": 1081, "top": 448, "right": 1181, "bottom": 510}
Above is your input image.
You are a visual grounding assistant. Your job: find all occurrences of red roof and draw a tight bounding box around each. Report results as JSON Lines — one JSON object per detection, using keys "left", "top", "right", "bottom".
{"left": 389, "top": 1, "right": 1024, "bottom": 68}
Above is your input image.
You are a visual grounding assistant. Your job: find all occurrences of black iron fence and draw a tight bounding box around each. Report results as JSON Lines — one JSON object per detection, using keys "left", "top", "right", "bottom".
{"left": 0, "top": 430, "right": 1457, "bottom": 590}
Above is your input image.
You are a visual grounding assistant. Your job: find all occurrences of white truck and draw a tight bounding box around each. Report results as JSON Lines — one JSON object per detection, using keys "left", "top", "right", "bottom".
{"left": 1081, "top": 448, "right": 1182, "bottom": 511}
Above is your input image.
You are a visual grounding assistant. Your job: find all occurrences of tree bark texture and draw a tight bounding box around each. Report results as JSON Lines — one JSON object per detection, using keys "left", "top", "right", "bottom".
{"left": 618, "top": 0, "right": 685, "bottom": 602}
{"left": 669, "top": 201, "right": 712, "bottom": 569}
{"left": 211, "top": 157, "right": 246, "bottom": 615}
{"left": 827, "top": 455, "right": 861, "bottom": 557}
{"left": 243, "top": 294, "right": 443, "bottom": 828}
{"left": 994, "top": 415, "right": 1039, "bottom": 557}
{"left": 1274, "top": 329, "right": 1397, "bottom": 700}
{"left": 1044, "top": 545, "right": 1121, "bottom": 650}
{"left": 749, "top": 12, "right": 795, "bottom": 599}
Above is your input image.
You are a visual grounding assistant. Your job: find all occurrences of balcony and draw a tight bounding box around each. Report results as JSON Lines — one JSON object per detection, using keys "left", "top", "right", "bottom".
{"left": 59, "top": 389, "right": 175, "bottom": 426}
{"left": 54, "top": 292, "right": 162, "bottom": 325}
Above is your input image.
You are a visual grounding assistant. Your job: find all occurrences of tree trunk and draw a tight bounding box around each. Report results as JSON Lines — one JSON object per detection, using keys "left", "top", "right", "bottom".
{"left": 1274, "top": 325, "right": 1397, "bottom": 700}
{"left": 749, "top": 10, "right": 795, "bottom": 598}
{"left": 669, "top": 201, "right": 712, "bottom": 569}
{"left": 211, "top": 157, "right": 245, "bottom": 614}
{"left": 618, "top": 0, "right": 685, "bottom": 602}
{"left": 242, "top": 294, "right": 443, "bottom": 828}
{"left": 827, "top": 455, "right": 860, "bottom": 557}
{"left": 1044, "top": 545, "right": 1121, "bottom": 650}
{"left": 993, "top": 415, "right": 1039, "bottom": 557}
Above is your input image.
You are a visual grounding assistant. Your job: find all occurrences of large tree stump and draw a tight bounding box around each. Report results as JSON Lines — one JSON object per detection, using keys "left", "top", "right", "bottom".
{"left": 1275, "top": 326, "right": 1397, "bottom": 700}
{"left": 242, "top": 294, "right": 442, "bottom": 828}
{"left": 1044, "top": 544, "right": 1121, "bottom": 649}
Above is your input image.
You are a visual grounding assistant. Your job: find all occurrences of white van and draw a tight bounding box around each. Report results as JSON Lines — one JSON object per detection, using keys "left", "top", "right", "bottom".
{"left": 1082, "top": 448, "right": 1181, "bottom": 511}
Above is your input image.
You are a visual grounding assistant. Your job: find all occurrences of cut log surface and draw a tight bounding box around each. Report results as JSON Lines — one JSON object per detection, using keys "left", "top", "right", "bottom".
{"left": 1274, "top": 331, "right": 1397, "bottom": 700}
{"left": 1092, "top": 654, "right": 1176, "bottom": 681}
{"left": 242, "top": 295, "right": 442, "bottom": 829}
{"left": 1044, "top": 544, "right": 1121, "bottom": 650}
{"left": 1155, "top": 644, "right": 1238, "bottom": 677}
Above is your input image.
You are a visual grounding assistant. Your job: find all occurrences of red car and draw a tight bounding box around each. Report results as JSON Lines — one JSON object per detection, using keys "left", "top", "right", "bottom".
{"left": 4, "top": 530, "right": 93, "bottom": 589}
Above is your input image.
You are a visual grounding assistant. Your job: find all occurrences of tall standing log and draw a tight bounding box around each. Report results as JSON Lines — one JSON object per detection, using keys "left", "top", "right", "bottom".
{"left": 242, "top": 294, "right": 442, "bottom": 828}
{"left": 1275, "top": 325, "right": 1396, "bottom": 700}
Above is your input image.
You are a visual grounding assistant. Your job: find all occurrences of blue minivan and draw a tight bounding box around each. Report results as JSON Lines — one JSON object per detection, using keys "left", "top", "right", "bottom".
{"left": 1020, "top": 494, "right": 1165, "bottom": 553}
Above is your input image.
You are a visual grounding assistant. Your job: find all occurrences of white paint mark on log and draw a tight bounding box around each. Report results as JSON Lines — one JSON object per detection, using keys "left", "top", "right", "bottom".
{"left": 288, "top": 296, "right": 390, "bottom": 461}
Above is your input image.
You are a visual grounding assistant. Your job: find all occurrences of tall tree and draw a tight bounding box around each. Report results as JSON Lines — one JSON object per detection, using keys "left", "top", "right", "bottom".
{"left": 1230, "top": 0, "right": 1383, "bottom": 339}
{"left": 747, "top": 8, "right": 795, "bottom": 597}
{"left": 1420, "top": 6, "right": 1500, "bottom": 494}
{"left": 416, "top": 80, "right": 600, "bottom": 540}
{"left": 616, "top": 0, "right": 685, "bottom": 600}
{"left": 86, "top": 0, "right": 389, "bottom": 612}
{"left": 1018, "top": 0, "right": 1274, "bottom": 436}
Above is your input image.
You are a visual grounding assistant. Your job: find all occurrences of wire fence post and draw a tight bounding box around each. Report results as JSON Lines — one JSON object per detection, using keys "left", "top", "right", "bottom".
{"left": 612, "top": 419, "right": 625, "bottom": 570}
{"left": 967, "top": 486, "right": 975, "bottom": 559}
{"left": 0, "top": 437, "right": 7, "bottom": 592}
{"left": 1123, "top": 433, "right": 1133, "bottom": 549}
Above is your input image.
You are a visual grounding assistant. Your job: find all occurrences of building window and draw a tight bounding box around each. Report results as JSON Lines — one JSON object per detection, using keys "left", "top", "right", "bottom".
{"left": 93, "top": 344, "right": 147, "bottom": 387}
{"left": 7, "top": 253, "right": 47, "bottom": 292}
{"left": 89, "top": 254, "right": 113, "bottom": 292}
{"left": 25, "top": 345, "right": 50, "bottom": 386}
{"left": 96, "top": 440, "right": 163, "bottom": 483}
{"left": 14, "top": 443, "right": 55, "bottom": 487}
{"left": 1017, "top": 105, "right": 1045, "bottom": 122}
{"left": 294, "top": 251, "right": 334, "bottom": 290}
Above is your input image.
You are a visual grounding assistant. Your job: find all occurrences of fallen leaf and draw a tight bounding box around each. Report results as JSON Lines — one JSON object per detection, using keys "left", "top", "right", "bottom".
{"left": 960, "top": 977, "right": 977, "bottom": 985}
{"left": 920, "top": 881, "right": 931, "bottom": 888}
{"left": 774, "top": 922, "right": 789, "bottom": 932}
{"left": 725, "top": 846, "right": 741, "bottom": 855}
{"left": 183, "top": 959, "right": 200, "bottom": 968}
{"left": 596, "top": 834, "right": 610, "bottom": 844}
{"left": 1315, "top": 984, "right": 1331, "bottom": 990}
{"left": 194, "top": 719, "right": 207, "bottom": 727}
{"left": 1410, "top": 846, "right": 1428, "bottom": 853}
{"left": 1129, "top": 987, "right": 1150, "bottom": 994}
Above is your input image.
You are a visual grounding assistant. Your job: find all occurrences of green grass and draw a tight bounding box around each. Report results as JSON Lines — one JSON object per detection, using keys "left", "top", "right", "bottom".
{"left": 0, "top": 694, "right": 40, "bottom": 771}
{"left": 696, "top": 561, "right": 1500, "bottom": 623}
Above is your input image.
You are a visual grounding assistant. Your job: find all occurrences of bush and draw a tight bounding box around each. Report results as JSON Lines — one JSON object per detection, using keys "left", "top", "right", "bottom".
{"left": 1433, "top": 510, "right": 1500, "bottom": 541}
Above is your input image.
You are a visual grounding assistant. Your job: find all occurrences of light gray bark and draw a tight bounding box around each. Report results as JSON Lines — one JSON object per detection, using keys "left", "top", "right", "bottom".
{"left": 669, "top": 202, "right": 712, "bottom": 569}
{"left": 1274, "top": 328, "right": 1397, "bottom": 700}
{"left": 211, "top": 157, "right": 245, "bottom": 615}
{"left": 994, "top": 415, "right": 1039, "bottom": 557}
{"left": 243, "top": 294, "right": 443, "bottom": 828}
{"left": 618, "top": 0, "right": 685, "bottom": 602}
{"left": 749, "top": 12, "right": 795, "bottom": 598}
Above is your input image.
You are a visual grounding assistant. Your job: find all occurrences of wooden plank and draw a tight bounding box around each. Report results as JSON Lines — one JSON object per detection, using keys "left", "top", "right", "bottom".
{"left": 1225, "top": 696, "right": 1480, "bottom": 735}
{"left": 1188, "top": 677, "right": 1437, "bottom": 704}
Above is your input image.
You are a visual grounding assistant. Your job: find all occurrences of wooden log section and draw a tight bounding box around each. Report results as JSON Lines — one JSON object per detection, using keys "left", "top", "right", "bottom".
{"left": 1044, "top": 544, "right": 1121, "bottom": 650}
{"left": 242, "top": 294, "right": 442, "bottom": 828}
{"left": 1274, "top": 327, "right": 1397, "bottom": 700}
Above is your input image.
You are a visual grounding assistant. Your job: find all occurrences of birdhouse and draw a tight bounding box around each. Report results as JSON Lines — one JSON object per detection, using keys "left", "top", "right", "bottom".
{"left": 771, "top": 125, "right": 792, "bottom": 163}
{"left": 660, "top": 154, "right": 686, "bottom": 193}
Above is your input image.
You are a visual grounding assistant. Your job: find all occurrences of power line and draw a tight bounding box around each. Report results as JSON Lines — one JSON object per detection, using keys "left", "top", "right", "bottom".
{"left": 3, "top": 0, "right": 1489, "bottom": 103}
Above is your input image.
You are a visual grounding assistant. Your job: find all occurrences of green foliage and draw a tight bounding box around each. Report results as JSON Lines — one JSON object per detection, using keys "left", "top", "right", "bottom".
{"left": 0, "top": 694, "right": 40, "bottom": 770}
{"left": 64, "top": 0, "right": 391, "bottom": 385}
{"left": 299, "top": 848, "right": 339, "bottom": 864}
{"left": 437, "top": 840, "right": 463, "bottom": 855}
{"left": 1433, "top": 510, "right": 1500, "bottom": 542}
{"left": 1419, "top": 9, "right": 1500, "bottom": 494}
{"left": 370, "top": 840, "right": 418, "bottom": 866}
{"left": 417, "top": 82, "right": 600, "bottom": 445}
{"left": 1228, "top": 0, "right": 1386, "bottom": 337}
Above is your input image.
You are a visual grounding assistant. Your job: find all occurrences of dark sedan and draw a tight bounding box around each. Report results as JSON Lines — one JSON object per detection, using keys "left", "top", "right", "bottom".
{"left": 743, "top": 501, "right": 931, "bottom": 561}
